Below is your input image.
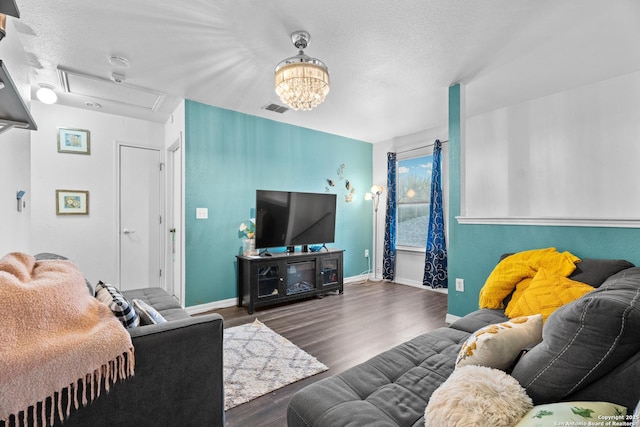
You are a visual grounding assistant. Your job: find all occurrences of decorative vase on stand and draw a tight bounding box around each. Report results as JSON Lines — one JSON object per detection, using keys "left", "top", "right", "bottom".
{"left": 243, "top": 239, "right": 257, "bottom": 256}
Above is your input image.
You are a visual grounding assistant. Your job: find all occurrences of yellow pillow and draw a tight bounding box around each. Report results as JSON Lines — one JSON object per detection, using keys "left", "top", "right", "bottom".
{"left": 507, "top": 277, "right": 533, "bottom": 309}
{"left": 479, "top": 248, "right": 580, "bottom": 309}
{"left": 505, "top": 268, "right": 594, "bottom": 321}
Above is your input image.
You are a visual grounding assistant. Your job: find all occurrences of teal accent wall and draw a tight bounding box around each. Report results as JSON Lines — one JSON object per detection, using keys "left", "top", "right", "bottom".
{"left": 184, "top": 101, "right": 373, "bottom": 307}
{"left": 447, "top": 85, "right": 640, "bottom": 317}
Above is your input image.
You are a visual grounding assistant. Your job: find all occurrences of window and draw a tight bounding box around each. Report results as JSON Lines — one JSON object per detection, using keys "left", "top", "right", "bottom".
{"left": 396, "top": 155, "right": 433, "bottom": 248}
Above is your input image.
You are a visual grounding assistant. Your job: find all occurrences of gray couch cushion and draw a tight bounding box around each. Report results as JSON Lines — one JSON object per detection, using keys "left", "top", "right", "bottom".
{"left": 568, "top": 258, "right": 635, "bottom": 287}
{"left": 511, "top": 267, "right": 640, "bottom": 405}
{"left": 448, "top": 308, "right": 509, "bottom": 334}
{"left": 287, "top": 327, "right": 470, "bottom": 427}
{"left": 123, "top": 287, "right": 189, "bottom": 322}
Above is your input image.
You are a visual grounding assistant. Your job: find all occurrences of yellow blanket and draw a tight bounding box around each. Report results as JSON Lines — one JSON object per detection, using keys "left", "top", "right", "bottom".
{"left": 478, "top": 247, "right": 580, "bottom": 309}
{"left": 0, "top": 253, "right": 134, "bottom": 426}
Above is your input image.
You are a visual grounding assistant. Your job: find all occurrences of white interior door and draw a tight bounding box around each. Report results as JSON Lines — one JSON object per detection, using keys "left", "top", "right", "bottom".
{"left": 119, "top": 144, "right": 162, "bottom": 291}
{"left": 167, "top": 138, "right": 183, "bottom": 303}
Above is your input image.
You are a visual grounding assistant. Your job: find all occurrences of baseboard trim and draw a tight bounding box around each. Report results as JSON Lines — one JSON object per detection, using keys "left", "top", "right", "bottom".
{"left": 344, "top": 274, "right": 369, "bottom": 284}
{"left": 185, "top": 297, "right": 237, "bottom": 315}
{"left": 445, "top": 313, "right": 461, "bottom": 324}
{"left": 393, "top": 279, "right": 449, "bottom": 294}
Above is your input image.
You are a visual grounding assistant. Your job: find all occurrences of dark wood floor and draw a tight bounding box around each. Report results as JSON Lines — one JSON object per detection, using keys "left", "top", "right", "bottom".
{"left": 213, "top": 280, "right": 448, "bottom": 427}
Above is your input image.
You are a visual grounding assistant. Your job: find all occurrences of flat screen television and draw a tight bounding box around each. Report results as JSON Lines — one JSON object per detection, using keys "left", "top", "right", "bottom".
{"left": 255, "top": 190, "right": 337, "bottom": 250}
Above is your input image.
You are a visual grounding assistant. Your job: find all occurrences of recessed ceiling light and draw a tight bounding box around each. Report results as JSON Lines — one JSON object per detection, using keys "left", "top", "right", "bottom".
{"left": 108, "top": 56, "right": 130, "bottom": 68}
{"left": 36, "top": 84, "right": 57, "bottom": 104}
{"left": 85, "top": 101, "right": 102, "bottom": 108}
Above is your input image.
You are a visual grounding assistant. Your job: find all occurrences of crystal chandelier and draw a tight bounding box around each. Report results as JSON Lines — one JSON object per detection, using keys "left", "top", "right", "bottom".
{"left": 275, "top": 31, "right": 330, "bottom": 111}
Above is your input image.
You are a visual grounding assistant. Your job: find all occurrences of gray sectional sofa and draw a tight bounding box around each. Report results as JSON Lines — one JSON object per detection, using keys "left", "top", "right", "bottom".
{"left": 52, "top": 287, "right": 225, "bottom": 427}
{"left": 287, "top": 258, "right": 640, "bottom": 426}
{"left": 19, "top": 253, "right": 226, "bottom": 427}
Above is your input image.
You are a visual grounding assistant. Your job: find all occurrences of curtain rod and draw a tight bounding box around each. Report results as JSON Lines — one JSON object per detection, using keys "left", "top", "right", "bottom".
{"left": 396, "top": 139, "right": 449, "bottom": 155}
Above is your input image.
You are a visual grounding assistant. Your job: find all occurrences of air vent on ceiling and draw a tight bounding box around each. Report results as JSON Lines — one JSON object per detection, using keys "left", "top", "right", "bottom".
{"left": 58, "top": 67, "right": 165, "bottom": 111}
{"left": 262, "top": 103, "right": 289, "bottom": 114}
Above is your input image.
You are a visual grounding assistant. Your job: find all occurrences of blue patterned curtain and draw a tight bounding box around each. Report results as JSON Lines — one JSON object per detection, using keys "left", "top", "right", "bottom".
{"left": 382, "top": 152, "right": 397, "bottom": 280}
{"left": 423, "top": 140, "right": 448, "bottom": 288}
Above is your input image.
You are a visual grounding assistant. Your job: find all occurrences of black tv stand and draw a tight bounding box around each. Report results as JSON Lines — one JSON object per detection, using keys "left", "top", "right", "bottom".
{"left": 236, "top": 249, "right": 344, "bottom": 314}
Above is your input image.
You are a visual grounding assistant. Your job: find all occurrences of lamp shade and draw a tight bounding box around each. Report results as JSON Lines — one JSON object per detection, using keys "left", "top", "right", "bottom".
{"left": 370, "top": 185, "right": 384, "bottom": 195}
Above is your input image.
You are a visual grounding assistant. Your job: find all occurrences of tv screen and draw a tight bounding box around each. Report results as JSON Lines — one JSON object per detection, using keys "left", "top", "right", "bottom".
{"left": 255, "top": 190, "right": 337, "bottom": 249}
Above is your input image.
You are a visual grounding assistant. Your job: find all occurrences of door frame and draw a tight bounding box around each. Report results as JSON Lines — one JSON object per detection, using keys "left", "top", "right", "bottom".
{"left": 116, "top": 141, "right": 165, "bottom": 291}
{"left": 166, "top": 133, "right": 185, "bottom": 304}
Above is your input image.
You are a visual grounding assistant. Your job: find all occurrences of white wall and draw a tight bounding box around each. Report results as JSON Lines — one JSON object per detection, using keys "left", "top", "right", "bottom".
{"left": 164, "top": 100, "right": 185, "bottom": 148}
{"left": 0, "top": 129, "right": 31, "bottom": 255}
{"left": 372, "top": 124, "right": 448, "bottom": 286}
{"left": 0, "top": 24, "right": 34, "bottom": 255}
{"left": 30, "top": 102, "right": 164, "bottom": 285}
{"left": 465, "top": 70, "right": 640, "bottom": 220}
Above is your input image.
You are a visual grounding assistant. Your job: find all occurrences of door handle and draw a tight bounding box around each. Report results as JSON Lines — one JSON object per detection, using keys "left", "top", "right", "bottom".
{"left": 123, "top": 229, "right": 136, "bottom": 235}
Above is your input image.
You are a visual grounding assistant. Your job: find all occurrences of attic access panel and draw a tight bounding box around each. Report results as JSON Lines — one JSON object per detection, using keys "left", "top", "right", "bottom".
{"left": 0, "top": 60, "right": 37, "bottom": 132}
{"left": 58, "top": 67, "right": 166, "bottom": 111}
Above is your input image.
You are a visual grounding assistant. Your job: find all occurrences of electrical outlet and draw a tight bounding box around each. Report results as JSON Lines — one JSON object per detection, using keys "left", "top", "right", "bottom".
{"left": 455, "top": 278, "right": 464, "bottom": 292}
{"left": 364, "top": 249, "right": 369, "bottom": 258}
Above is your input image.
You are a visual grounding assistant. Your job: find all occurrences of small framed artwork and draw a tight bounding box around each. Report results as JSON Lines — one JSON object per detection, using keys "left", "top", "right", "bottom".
{"left": 57, "top": 127, "right": 91, "bottom": 155}
{"left": 56, "top": 190, "right": 89, "bottom": 215}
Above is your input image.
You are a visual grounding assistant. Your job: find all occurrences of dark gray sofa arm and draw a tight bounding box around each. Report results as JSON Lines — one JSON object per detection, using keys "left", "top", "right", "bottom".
{"left": 52, "top": 313, "right": 224, "bottom": 427}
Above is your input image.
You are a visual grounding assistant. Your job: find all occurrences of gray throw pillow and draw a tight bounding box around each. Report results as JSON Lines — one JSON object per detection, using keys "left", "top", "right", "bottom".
{"left": 511, "top": 267, "right": 640, "bottom": 404}
{"left": 568, "top": 258, "right": 634, "bottom": 287}
{"left": 133, "top": 299, "right": 167, "bottom": 325}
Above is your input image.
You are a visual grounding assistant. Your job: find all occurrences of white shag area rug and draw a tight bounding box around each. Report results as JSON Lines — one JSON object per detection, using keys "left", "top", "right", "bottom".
{"left": 223, "top": 319, "right": 328, "bottom": 410}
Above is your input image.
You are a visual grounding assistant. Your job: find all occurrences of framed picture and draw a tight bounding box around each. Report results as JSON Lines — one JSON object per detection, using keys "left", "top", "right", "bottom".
{"left": 57, "top": 127, "right": 91, "bottom": 154}
{"left": 56, "top": 190, "right": 89, "bottom": 215}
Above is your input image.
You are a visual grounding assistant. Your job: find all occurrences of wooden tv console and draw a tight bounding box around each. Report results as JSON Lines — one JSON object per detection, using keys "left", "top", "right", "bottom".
{"left": 236, "top": 249, "right": 344, "bottom": 314}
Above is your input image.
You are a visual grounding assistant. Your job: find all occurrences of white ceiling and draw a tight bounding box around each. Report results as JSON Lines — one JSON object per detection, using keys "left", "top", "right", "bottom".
{"left": 10, "top": 0, "right": 640, "bottom": 143}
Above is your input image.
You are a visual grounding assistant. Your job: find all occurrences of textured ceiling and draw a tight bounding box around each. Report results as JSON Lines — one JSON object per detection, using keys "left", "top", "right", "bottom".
{"left": 10, "top": 0, "right": 640, "bottom": 143}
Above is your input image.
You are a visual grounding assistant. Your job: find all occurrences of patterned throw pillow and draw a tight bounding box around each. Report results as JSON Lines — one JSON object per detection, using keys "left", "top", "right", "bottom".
{"left": 505, "top": 268, "right": 594, "bottom": 321}
{"left": 95, "top": 281, "right": 140, "bottom": 328}
{"left": 514, "top": 401, "right": 626, "bottom": 426}
{"left": 133, "top": 299, "right": 167, "bottom": 325}
{"left": 456, "top": 314, "right": 543, "bottom": 371}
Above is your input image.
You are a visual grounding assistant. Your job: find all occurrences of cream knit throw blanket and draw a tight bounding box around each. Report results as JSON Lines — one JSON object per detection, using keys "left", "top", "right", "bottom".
{"left": 0, "top": 252, "right": 135, "bottom": 426}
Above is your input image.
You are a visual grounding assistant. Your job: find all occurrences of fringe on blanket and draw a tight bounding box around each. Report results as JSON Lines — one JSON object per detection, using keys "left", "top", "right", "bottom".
{"left": 2, "top": 349, "right": 134, "bottom": 427}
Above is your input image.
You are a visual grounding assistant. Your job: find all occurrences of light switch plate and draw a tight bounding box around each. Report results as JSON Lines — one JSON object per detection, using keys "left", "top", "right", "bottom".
{"left": 455, "top": 278, "right": 464, "bottom": 292}
{"left": 196, "top": 207, "right": 208, "bottom": 219}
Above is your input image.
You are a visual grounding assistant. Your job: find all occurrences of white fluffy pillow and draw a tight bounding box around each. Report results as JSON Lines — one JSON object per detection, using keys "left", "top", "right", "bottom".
{"left": 425, "top": 365, "right": 532, "bottom": 427}
{"left": 456, "top": 314, "right": 543, "bottom": 370}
